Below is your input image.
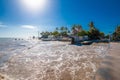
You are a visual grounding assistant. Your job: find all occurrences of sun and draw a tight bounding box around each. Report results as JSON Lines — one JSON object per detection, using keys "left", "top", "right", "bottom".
{"left": 19, "top": 0, "right": 48, "bottom": 14}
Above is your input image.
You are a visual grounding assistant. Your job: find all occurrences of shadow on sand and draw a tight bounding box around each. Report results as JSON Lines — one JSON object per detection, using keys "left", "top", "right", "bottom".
{"left": 69, "top": 43, "right": 82, "bottom": 46}
{"left": 95, "top": 55, "right": 120, "bottom": 80}
{"left": 96, "top": 67, "right": 113, "bottom": 80}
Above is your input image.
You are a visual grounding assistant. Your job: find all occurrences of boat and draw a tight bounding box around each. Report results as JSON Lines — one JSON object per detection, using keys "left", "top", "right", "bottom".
{"left": 81, "top": 41, "right": 93, "bottom": 45}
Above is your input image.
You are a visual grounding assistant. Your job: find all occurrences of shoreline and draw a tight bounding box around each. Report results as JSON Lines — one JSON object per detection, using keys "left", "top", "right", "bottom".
{"left": 0, "top": 41, "right": 117, "bottom": 80}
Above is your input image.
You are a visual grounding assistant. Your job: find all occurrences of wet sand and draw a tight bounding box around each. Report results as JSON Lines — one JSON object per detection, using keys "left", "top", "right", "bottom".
{"left": 0, "top": 41, "right": 111, "bottom": 80}
{"left": 95, "top": 42, "right": 120, "bottom": 80}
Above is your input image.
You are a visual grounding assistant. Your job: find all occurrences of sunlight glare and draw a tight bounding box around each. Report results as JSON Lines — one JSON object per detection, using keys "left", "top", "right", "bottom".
{"left": 20, "top": 0, "right": 48, "bottom": 14}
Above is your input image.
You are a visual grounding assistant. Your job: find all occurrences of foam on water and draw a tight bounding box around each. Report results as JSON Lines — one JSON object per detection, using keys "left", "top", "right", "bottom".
{"left": 0, "top": 41, "right": 110, "bottom": 80}
{"left": 0, "top": 38, "right": 39, "bottom": 67}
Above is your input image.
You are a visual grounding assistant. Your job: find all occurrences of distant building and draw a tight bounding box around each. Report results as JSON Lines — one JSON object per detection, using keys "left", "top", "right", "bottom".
{"left": 71, "top": 36, "right": 89, "bottom": 42}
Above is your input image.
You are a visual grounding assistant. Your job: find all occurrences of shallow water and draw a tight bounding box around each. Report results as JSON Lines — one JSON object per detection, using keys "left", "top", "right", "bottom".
{"left": 0, "top": 40, "right": 110, "bottom": 80}
{"left": 0, "top": 38, "right": 38, "bottom": 66}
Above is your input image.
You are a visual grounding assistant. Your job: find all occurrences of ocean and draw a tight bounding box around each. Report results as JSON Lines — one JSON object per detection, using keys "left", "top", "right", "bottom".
{"left": 0, "top": 38, "right": 111, "bottom": 80}
{"left": 0, "top": 38, "right": 35, "bottom": 66}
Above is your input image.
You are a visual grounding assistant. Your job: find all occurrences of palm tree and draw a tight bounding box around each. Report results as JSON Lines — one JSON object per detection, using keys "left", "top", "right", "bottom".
{"left": 64, "top": 27, "right": 68, "bottom": 31}
{"left": 116, "top": 26, "right": 120, "bottom": 33}
{"left": 88, "top": 22, "right": 101, "bottom": 40}
{"left": 113, "top": 25, "right": 120, "bottom": 40}
{"left": 71, "top": 24, "right": 82, "bottom": 36}
{"left": 89, "top": 21, "right": 94, "bottom": 29}
{"left": 77, "top": 25, "right": 82, "bottom": 32}
{"left": 60, "top": 26, "right": 65, "bottom": 37}
{"left": 60, "top": 26, "right": 65, "bottom": 32}
{"left": 55, "top": 27, "right": 59, "bottom": 32}
{"left": 40, "top": 31, "right": 45, "bottom": 36}
{"left": 64, "top": 27, "right": 68, "bottom": 36}
{"left": 71, "top": 24, "right": 77, "bottom": 35}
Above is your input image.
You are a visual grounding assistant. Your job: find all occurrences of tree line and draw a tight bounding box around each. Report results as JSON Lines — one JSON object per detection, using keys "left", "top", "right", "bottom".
{"left": 40, "top": 21, "right": 120, "bottom": 41}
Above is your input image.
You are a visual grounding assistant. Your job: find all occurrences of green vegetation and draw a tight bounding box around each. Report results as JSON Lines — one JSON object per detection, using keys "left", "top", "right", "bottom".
{"left": 88, "top": 21, "right": 101, "bottom": 40}
{"left": 78, "top": 30, "right": 88, "bottom": 36}
{"left": 60, "top": 26, "right": 68, "bottom": 37}
{"left": 52, "top": 31, "right": 59, "bottom": 37}
{"left": 71, "top": 24, "right": 82, "bottom": 36}
{"left": 112, "top": 25, "right": 120, "bottom": 41}
{"left": 40, "top": 31, "right": 51, "bottom": 38}
{"left": 40, "top": 21, "right": 120, "bottom": 41}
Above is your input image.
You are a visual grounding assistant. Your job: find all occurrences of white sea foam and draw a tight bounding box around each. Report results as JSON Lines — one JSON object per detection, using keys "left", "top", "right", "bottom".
{"left": 0, "top": 41, "right": 110, "bottom": 80}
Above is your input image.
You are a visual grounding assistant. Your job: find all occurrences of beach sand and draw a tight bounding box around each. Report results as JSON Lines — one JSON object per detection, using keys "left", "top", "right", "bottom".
{"left": 0, "top": 41, "right": 117, "bottom": 80}
{"left": 95, "top": 42, "right": 120, "bottom": 80}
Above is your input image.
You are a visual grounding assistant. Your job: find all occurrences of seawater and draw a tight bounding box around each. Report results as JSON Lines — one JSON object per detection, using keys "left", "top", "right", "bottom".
{"left": 0, "top": 38, "right": 29, "bottom": 51}
{"left": 0, "top": 38, "right": 32, "bottom": 66}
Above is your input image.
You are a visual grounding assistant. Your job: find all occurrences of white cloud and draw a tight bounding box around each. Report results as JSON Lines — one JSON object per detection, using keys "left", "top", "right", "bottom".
{"left": 0, "top": 25, "right": 6, "bottom": 28}
{"left": 0, "top": 22, "right": 7, "bottom": 28}
{"left": 21, "top": 25, "right": 37, "bottom": 30}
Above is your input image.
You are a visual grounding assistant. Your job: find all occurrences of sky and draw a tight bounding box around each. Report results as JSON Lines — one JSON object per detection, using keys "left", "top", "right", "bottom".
{"left": 0, "top": 0, "right": 120, "bottom": 38}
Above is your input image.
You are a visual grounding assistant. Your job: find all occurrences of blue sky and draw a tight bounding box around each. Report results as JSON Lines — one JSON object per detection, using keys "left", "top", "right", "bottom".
{"left": 0, "top": 0, "right": 120, "bottom": 38}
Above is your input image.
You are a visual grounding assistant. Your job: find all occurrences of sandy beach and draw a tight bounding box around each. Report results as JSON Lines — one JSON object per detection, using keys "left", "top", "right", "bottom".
{"left": 95, "top": 42, "right": 120, "bottom": 80}
{"left": 0, "top": 41, "right": 118, "bottom": 80}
